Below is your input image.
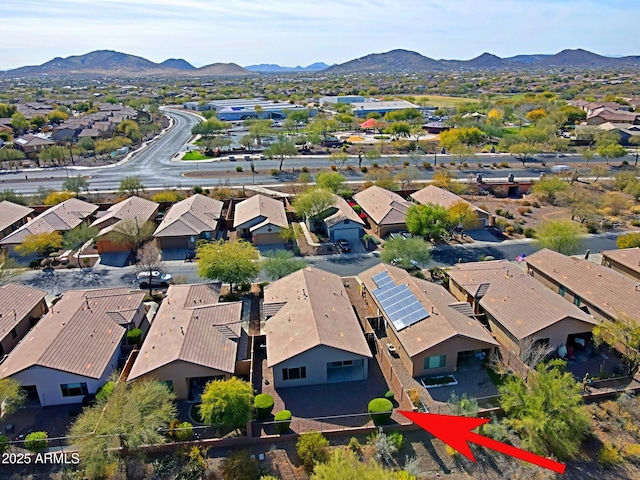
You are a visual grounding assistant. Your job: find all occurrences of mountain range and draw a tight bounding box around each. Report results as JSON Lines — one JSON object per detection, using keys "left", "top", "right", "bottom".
{"left": 2, "top": 48, "right": 639, "bottom": 78}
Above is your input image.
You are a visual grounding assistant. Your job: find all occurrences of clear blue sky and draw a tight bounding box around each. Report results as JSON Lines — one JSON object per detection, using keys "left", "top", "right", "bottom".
{"left": 1, "top": 0, "right": 638, "bottom": 70}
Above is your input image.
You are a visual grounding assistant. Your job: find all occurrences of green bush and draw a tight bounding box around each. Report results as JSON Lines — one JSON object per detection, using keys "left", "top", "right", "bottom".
{"left": 95, "top": 381, "right": 115, "bottom": 403}
{"left": 494, "top": 218, "right": 511, "bottom": 232}
{"left": 360, "top": 166, "right": 368, "bottom": 173}
{"left": 29, "top": 259, "right": 43, "bottom": 269}
{"left": 505, "top": 226, "right": 516, "bottom": 235}
{"left": 348, "top": 437, "right": 361, "bottom": 453}
{"left": 387, "top": 431, "right": 404, "bottom": 450}
{"left": 585, "top": 223, "right": 598, "bottom": 234}
{"left": 126, "top": 328, "right": 142, "bottom": 346}
{"left": 0, "top": 435, "right": 8, "bottom": 454}
{"left": 235, "top": 166, "right": 243, "bottom": 172}
{"left": 192, "top": 186, "right": 203, "bottom": 194}
{"left": 270, "top": 169, "right": 279, "bottom": 176}
{"left": 422, "top": 162, "right": 432, "bottom": 169}
{"left": 302, "top": 166, "right": 310, "bottom": 173}
{"left": 368, "top": 398, "right": 393, "bottom": 425}
{"left": 598, "top": 442, "right": 622, "bottom": 466}
{"left": 384, "top": 390, "right": 395, "bottom": 402}
{"left": 254, "top": 393, "right": 275, "bottom": 419}
{"left": 352, "top": 204, "right": 362, "bottom": 213}
{"left": 24, "top": 431, "right": 48, "bottom": 452}
{"left": 174, "top": 421, "right": 193, "bottom": 441}
{"left": 499, "top": 162, "right": 510, "bottom": 168}
{"left": 296, "top": 431, "right": 330, "bottom": 472}
{"left": 274, "top": 410, "right": 292, "bottom": 433}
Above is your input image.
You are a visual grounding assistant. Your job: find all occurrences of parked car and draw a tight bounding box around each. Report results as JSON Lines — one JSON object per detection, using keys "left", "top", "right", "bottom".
{"left": 136, "top": 271, "right": 173, "bottom": 289}
{"left": 390, "top": 258, "right": 420, "bottom": 270}
{"left": 336, "top": 239, "right": 351, "bottom": 253}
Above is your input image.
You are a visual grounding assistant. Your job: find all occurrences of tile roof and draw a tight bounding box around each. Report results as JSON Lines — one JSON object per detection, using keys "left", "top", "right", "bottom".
{"left": 91, "top": 196, "right": 159, "bottom": 236}
{"left": 409, "top": 186, "right": 489, "bottom": 214}
{"left": 264, "top": 268, "right": 372, "bottom": 367}
{"left": 526, "top": 249, "right": 640, "bottom": 323}
{"left": 358, "top": 264, "right": 497, "bottom": 357}
{"left": 448, "top": 260, "right": 597, "bottom": 340}
{"left": 0, "top": 288, "right": 145, "bottom": 379}
{"left": 323, "top": 194, "right": 365, "bottom": 228}
{"left": 353, "top": 186, "right": 411, "bottom": 226}
{"left": 0, "top": 201, "right": 33, "bottom": 233}
{"left": 154, "top": 194, "right": 222, "bottom": 238}
{"left": 0, "top": 198, "right": 98, "bottom": 245}
{"left": 601, "top": 248, "right": 640, "bottom": 277}
{"left": 128, "top": 283, "right": 242, "bottom": 379}
{"left": 0, "top": 283, "right": 47, "bottom": 340}
{"left": 13, "top": 134, "right": 55, "bottom": 147}
{"left": 233, "top": 194, "right": 288, "bottom": 230}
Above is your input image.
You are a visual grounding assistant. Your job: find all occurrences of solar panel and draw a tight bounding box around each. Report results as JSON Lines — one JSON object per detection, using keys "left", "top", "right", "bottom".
{"left": 371, "top": 271, "right": 429, "bottom": 332}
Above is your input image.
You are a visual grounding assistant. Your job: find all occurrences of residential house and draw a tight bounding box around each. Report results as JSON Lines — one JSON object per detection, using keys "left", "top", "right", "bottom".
{"left": 526, "top": 249, "right": 640, "bottom": 325}
{"left": 0, "top": 198, "right": 98, "bottom": 254}
{"left": 264, "top": 268, "right": 371, "bottom": 387}
{"left": 601, "top": 248, "right": 640, "bottom": 282}
{"left": 447, "top": 261, "right": 598, "bottom": 356}
{"left": 13, "top": 134, "right": 55, "bottom": 154}
{"left": 233, "top": 194, "right": 288, "bottom": 245}
{"left": 0, "top": 288, "right": 146, "bottom": 406}
{"left": 586, "top": 107, "right": 640, "bottom": 126}
{"left": 0, "top": 201, "right": 34, "bottom": 240}
{"left": 91, "top": 196, "right": 159, "bottom": 253}
{"left": 153, "top": 194, "right": 223, "bottom": 251}
{"left": 353, "top": 186, "right": 411, "bottom": 237}
{"left": 0, "top": 284, "right": 48, "bottom": 356}
{"left": 319, "top": 194, "right": 365, "bottom": 242}
{"left": 409, "top": 185, "right": 490, "bottom": 229}
{"left": 358, "top": 264, "right": 498, "bottom": 377}
{"left": 127, "top": 283, "right": 248, "bottom": 400}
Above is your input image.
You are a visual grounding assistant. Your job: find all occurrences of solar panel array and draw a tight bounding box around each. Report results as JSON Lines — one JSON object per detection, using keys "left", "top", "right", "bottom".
{"left": 372, "top": 271, "right": 429, "bottom": 331}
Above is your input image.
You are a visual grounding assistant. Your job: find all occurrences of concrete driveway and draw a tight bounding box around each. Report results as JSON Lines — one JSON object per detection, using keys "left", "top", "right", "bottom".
{"left": 98, "top": 251, "right": 131, "bottom": 267}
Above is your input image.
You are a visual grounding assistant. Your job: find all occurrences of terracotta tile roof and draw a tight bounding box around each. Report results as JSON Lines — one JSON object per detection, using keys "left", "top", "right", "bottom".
{"left": 0, "top": 283, "right": 47, "bottom": 340}
{"left": 154, "top": 194, "right": 222, "bottom": 237}
{"left": 448, "top": 260, "right": 597, "bottom": 340}
{"left": 233, "top": 194, "right": 288, "bottom": 230}
{"left": 601, "top": 248, "right": 640, "bottom": 277}
{"left": 409, "top": 186, "right": 489, "bottom": 214}
{"left": 91, "top": 196, "right": 159, "bottom": 236}
{"left": 0, "top": 201, "right": 33, "bottom": 233}
{"left": 264, "top": 268, "right": 372, "bottom": 367}
{"left": 526, "top": 249, "right": 640, "bottom": 323}
{"left": 353, "top": 186, "right": 411, "bottom": 226}
{"left": 323, "top": 194, "right": 365, "bottom": 228}
{"left": 128, "top": 283, "right": 242, "bottom": 379}
{"left": 0, "top": 288, "right": 145, "bottom": 379}
{"left": 0, "top": 198, "right": 98, "bottom": 245}
{"left": 358, "top": 264, "right": 497, "bottom": 357}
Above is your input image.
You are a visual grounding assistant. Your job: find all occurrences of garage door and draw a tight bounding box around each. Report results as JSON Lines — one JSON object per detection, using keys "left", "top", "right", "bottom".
{"left": 253, "top": 233, "right": 283, "bottom": 245}
{"left": 330, "top": 228, "right": 361, "bottom": 242}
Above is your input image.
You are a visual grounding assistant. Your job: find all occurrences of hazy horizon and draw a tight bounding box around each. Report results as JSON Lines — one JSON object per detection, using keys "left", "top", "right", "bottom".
{"left": 2, "top": 0, "right": 638, "bottom": 70}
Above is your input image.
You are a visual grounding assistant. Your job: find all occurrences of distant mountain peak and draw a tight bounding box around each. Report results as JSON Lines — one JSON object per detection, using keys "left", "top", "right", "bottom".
{"left": 160, "top": 58, "right": 195, "bottom": 70}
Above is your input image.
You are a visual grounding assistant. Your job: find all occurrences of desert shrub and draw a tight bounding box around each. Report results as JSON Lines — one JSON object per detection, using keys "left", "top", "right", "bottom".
{"left": 348, "top": 437, "right": 361, "bottom": 453}
{"left": 517, "top": 207, "right": 529, "bottom": 216}
{"left": 174, "top": 421, "right": 193, "bottom": 441}
{"left": 598, "top": 443, "right": 623, "bottom": 466}
{"left": 384, "top": 390, "right": 395, "bottom": 402}
{"left": 0, "top": 435, "right": 8, "bottom": 454}
{"left": 372, "top": 162, "right": 379, "bottom": 168}
{"left": 192, "top": 185, "right": 203, "bottom": 194}
{"left": 521, "top": 200, "right": 531, "bottom": 206}
{"left": 623, "top": 443, "right": 640, "bottom": 461}
{"left": 461, "top": 162, "right": 468, "bottom": 168}
{"left": 631, "top": 220, "right": 640, "bottom": 227}
{"left": 151, "top": 190, "right": 184, "bottom": 203}
{"left": 478, "top": 204, "right": 488, "bottom": 212}
{"left": 95, "top": 381, "right": 115, "bottom": 403}
{"left": 368, "top": 398, "right": 393, "bottom": 425}
{"left": 221, "top": 450, "right": 260, "bottom": 480}
{"left": 505, "top": 226, "right": 516, "bottom": 235}
{"left": 449, "top": 161, "right": 456, "bottom": 166}
{"left": 422, "top": 162, "right": 432, "bottom": 169}
{"left": 25, "top": 431, "right": 48, "bottom": 452}
{"left": 296, "top": 431, "right": 330, "bottom": 471}
{"left": 126, "top": 328, "right": 142, "bottom": 346}
{"left": 630, "top": 205, "right": 640, "bottom": 214}
{"left": 494, "top": 218, "right": 511, "bottom": 231}
{"left": 493, "top": 186, "right": 509, "bottom": 198}
{"left": 532, "top": 201, "right": 541, "bottom": 208}
{"left": 270, "top": 169, "right": 279, "bottom": 176}
{"left": 302, "top": 166, "right": 310, "bottom": 173}
{"left": 499, "top": 161, "right": 510, "bottom": 168}
{"left": 235, "top": 166, "right": 243, "bottom": 172}
{"left": 495, "top": 208, "right": 504, "bottom": 216}
{"left": 274, "top": 410, "right": 292, "bottom": 433}
{"left": 29, "top": 259, "right": 42, "bottom": 269}
{"left": 492, "top": 162, "right": 498, "bottom": 168}
{"left": 403, "top": 161, "right": 410, "bottom": 167}
{"left": 330, "top": 165, "right": 337, "bottom": 171}
{"left": 254, "top": 393, "right": 274, "bottom": 419}
{"left": 617, "top": 232, "right": 640, "bottom": 249}
{"left": 387, "top": 431, "right": 404, "bottom": 450}
{"left": 360, "top": 166, "right": 368, "bottom": 173}
{"left": 408, "top": 388, "right": 421, "bottom": 407}
{"left": 511, "top": 223, "right": 524, "bottom": 234}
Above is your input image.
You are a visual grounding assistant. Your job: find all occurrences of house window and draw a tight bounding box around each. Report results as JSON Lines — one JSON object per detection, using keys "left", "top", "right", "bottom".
{"left": 11, "top": 328, "right": 17, "bottom": 339}
{"left": 573, "top": 295, "right": 582, "bottom": 307}
{"left": 60, "top": 383, "right": 88, "bottom": 397}
{"left": 204, "top": 232, "right": 211, "bottom": 239}
{"left": 282, "top": 366, "right": 307, "bottom": 381}
{"left": 329, "top": 360, "right": 354, "bottom": 367}
{"left": 424, "top": 355, "right": 446, "bottom": 369}
{"left": 559, "top": 286, "right": 566, "bottom": 297}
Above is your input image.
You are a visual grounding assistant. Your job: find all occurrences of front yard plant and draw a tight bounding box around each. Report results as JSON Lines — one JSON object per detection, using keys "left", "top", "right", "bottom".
{"left": 368, "top": 397, "right": 393, "bottom": 425}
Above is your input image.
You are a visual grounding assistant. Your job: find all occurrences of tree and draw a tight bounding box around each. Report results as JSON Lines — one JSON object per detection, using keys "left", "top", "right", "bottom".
{"left": 118, "top": 176, "right": 145, "bottom": 197}
{"left": 534, "top": 220, "right": 584, "bottom": 255}
{"left": 0, "top": 378, "right": 25, "bottom": 419}
{"left": 589, "top": 165, "right": 609, "bottom": 183}
{"left": 44, "top": 191, "right": 74, "bottom": 205}
{"left": 68, "top": 378, "right": 176, "bottom": 479}
{"left": 617, "top": 232, "right": 640, "bottom": 249}
{"left": 449, "top": 143, "right": 475, "bottom": 166}
{"left": 199, "top": 378, "right": 253, "bottom": 432}
{"left": 197, "top": 240, "right": 260, "bottom": 292}
{"left": 394, "top": 167, "right": 420, "bottom": 190}
{"left": 593, "top": 314, "right": 640, "bottom": 376}
{"left": 328, "top": 151, "right": 349, "bottom": 172}
{"left": 499, "top": 359, "right": 591, "bottom": 460}
{"left": 136, "top": 241, "right": 163, "bottom": 295}
{"left": 264, "top": 134, "right": 297, "bottom": 171}
{"left": 365, "top": 168, "right": 397, "bottom": 191}
{"left": 10, "top": 112, "right": 28, "bottom": 133}
{"left": 62, "top": 175, "right": 89, "bottom": 197}
{"left": 63, "top": 224, "right": 99, "bottom": 266}
{"left": 597, "top": 143, "right": 627, "bottom": 165}
{"left": 107, "top": 218, "right": 155, "bottom": 256}
{"left": 117, "top": 119, "right": 141, "bottom": 142}
{"left": 509, "top": 142, "right": 541, "bottom": 167}
{"left": 448, "top": 201, "right": 477, "bottom": 230}
{"left": 297, "top": 432, "right": 330, "bottom": 472}
{"left": 364, "top": 148, "right": 381, "bottom": 167}
{"left": 532, "top": 176, "right": 568, "bottom": 204}
{"left": 77, "top": 137, "right": 95, "bottom": 156}
{"left": 0, "top": 188, "right": 25, "bottom": 205}
{"left": 525, "top": 108, "right": 547, "bottom": 124}
{"left": 406, "top": 203, "right": 453, "bottom": 242}
{"left": 316, "top": 171, "right": 346, "bottom": 193}
{"left": 293, "top": 188, "right": 335, "bottom": 226}
{"left": 582, "top": 147, "right": 595, "bottom": 165}
{"left": 262, "top": 249, "right": 307, "bottom": 280}
{"left": 248, "top": 119, "right": 272, "bottom": 145}
{"left": 380, "top": 236, "right": 431, "bottom": 269}
{"left": 386, "top": 121, "right": 411, "bottom": 140}
{"left": 557, "top": 188, "right": 598, "bottom": 224}
{"left": 16, "top": 231, "right": 63, "bottom": 257}
{"left": 47, "top": 110, "right": 68, "bottom": 124}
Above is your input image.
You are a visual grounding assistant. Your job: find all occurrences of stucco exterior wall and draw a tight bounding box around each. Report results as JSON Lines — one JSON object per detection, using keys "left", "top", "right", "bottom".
{"left": 131, "top": 361, "right": 230, "bottom": 399}
{"left": 0, "top": 301, "right": 48, "bottom": 355}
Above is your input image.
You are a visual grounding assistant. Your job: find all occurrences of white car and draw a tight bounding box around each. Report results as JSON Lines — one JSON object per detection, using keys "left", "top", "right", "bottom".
{"left": 136, "top": 271, "right": 173, "bottom": 289}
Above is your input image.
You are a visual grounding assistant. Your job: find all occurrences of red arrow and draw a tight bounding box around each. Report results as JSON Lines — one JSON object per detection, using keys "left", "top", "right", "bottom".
{"left": 398, "top": 411, "right": 565, "bottom": 474}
